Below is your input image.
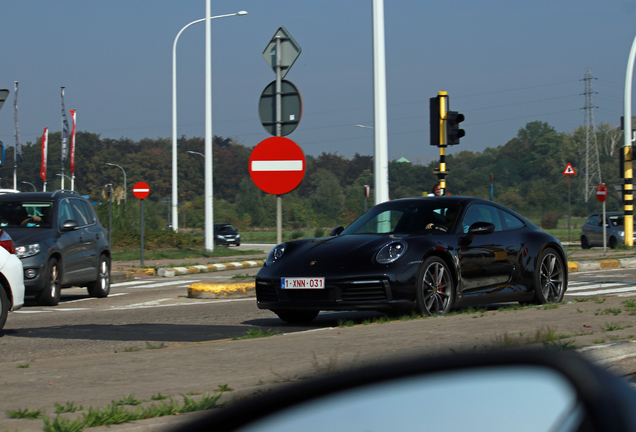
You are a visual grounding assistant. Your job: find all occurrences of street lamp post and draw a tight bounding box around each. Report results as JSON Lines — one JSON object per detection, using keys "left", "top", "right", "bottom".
{"left": 171, "top": 10, "right": 247, "bottom": 236}
{"left": 20, "top": 181, "right": 36, "bottom": 192}
{"left": 105, "top": 163, "right": 127, "bottom": 205}
{"left": 186, "top": 150, "right": 204, "bottom": 158}
{"left": 55, "top": 174, "right": 72, "bottom": 187}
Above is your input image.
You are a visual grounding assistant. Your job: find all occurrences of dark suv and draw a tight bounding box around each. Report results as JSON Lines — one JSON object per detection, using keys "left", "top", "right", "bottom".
{"left": 214, "top": 223, "right": 240, "bottom": 246}
{"left": 0, "top": 190, "right": 111, "bottom": 306}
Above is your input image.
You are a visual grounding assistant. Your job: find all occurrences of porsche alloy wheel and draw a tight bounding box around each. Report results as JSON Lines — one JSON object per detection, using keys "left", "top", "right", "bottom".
{"left": 534, "top": 248, "right": 565, "bottom": 304}
{"left": 416, "top": 257, "right": 455, "bottom": 316}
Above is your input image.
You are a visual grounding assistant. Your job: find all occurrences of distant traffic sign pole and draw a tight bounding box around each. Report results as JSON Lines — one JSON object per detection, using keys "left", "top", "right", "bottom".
{"left": 133, "top": 182, "right": 150, "bottom": 266}
{"left": 563, "top": 163, "right": 576, "bottom": 243}
{"left": 596, "top": 183, "right": 608, "bottom": 256}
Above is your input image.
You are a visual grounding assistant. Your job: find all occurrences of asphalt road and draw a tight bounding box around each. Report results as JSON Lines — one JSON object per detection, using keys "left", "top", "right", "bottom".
{"left": 4, "top": 265, "right": 636, "bottom": 364}
{"left": 1, "top": 266, "right": 387, "bottom": 363}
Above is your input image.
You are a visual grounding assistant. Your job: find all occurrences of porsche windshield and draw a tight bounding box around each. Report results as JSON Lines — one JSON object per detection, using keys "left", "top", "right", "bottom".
{"left": 342, "top": 201, "right": 461, "bottom": 235}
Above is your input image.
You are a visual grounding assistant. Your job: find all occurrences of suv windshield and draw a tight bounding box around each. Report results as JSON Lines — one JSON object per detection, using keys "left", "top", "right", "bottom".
{"left": 0, "top": 201, "right": 53, "bottom": 228}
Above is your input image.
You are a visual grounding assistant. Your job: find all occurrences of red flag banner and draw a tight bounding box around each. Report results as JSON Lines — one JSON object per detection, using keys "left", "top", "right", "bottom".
{"left": 69, "top": 109, "right": 76, "bottom": 174}
{"left": 40, "top": 127, "right": 48, "bottom": 181}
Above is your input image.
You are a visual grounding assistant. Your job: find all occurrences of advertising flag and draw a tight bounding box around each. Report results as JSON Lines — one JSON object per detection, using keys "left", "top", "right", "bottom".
{"left": 41, "top": 127, "right": 48, "bottom": 181}
{"left": 70, "top": 109, "right": 76, "bottom": 174}
{"left": 14, "top": 82, "right": 22, "bottom": 163}
{"left": 61, "top": 87, "right": 69, "bottom": 162}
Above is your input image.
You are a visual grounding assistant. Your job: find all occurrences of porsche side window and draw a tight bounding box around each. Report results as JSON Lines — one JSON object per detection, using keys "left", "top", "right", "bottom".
{"left": 461, "top": 204, "right": 502, "bottom": 232}
{"left": 500, "top": 210, "right": 525, "bottom": 231}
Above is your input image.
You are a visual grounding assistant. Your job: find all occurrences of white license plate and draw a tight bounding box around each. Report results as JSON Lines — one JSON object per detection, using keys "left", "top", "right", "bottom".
{"left": 281, "top": 277, "right": 325, "bottom": 289}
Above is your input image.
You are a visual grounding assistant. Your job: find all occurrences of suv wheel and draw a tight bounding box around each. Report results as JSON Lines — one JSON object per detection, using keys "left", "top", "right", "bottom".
{"left": 609, "top": 237, "right": 617, "bottom": 249}
{"left": 580, "top": 235, "right": 590, "bottom": 249}
{"left": 87, "top": 254, "right": 111, "bottom": 298}
{"left": 37, "top": 258, "right": 61, "bottom": 306}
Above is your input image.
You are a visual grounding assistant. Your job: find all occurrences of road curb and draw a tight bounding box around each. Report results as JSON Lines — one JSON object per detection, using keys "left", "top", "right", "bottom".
{"left": 115, "top": 260, "right": 265, "bottom": 278}
{"left": 567, "top": 258, "right": 636, "bottom": 272}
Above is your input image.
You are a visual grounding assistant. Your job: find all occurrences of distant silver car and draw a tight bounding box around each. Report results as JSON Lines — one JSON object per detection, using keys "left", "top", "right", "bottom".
{"left": 580, "top": 212, "right": 636, "bottom": 249}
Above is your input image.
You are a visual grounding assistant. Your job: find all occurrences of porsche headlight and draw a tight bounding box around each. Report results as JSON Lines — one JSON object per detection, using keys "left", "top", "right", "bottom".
{"left": 16, "top": 243, "right": 41, "bottom": 259}
{"left": 376, "top": 240, "right": 408, "bottom": 264}
{"left": 266, "top": 243, "right": 286, "bottom": 266}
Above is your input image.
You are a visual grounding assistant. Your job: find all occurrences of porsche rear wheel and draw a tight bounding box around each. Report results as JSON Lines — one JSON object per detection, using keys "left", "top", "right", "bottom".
{"left": 533, "top": 248, "right": 565, "bottom": 304}
{"left": 274, "top": 310, "right": 319, "bottom": 324}
{"left": 416, "top": 256, "right": 455, "bottom": 316}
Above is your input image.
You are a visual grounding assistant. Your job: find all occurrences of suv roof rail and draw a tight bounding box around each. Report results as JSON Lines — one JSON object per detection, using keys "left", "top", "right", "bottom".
{"left": 51, "top": 189, "right": 79, "bottom": 197}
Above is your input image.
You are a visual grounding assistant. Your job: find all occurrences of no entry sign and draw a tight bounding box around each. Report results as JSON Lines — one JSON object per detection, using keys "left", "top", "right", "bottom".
{"left": 133, "top": 182, "right": 150, "bottom": 200}
{"left": 249, "top": 136, "right": 305, "bottom": 195}
{"left": 596, "top": 183, "right": 608, "bottom": 202}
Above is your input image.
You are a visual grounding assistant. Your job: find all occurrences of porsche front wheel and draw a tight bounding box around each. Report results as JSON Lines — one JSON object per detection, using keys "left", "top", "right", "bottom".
{"left": 416, "top": 256, "right": 455, "bottom": 316}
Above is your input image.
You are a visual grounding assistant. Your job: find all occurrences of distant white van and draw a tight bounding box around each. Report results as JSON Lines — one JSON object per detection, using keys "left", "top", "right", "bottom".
{"left": 0, "top": 189, "right": 20, "bottom": 195}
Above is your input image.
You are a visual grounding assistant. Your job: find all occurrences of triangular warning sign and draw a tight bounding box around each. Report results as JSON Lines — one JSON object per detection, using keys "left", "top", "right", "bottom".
{"left": 563, "top": 163, "right": 576, "bottom": 175}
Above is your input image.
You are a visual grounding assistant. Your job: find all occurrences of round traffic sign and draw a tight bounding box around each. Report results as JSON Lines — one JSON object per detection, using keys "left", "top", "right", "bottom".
{"left": 258, "top": 80, "right": 302, "bottom": 137}
{"left": 596, "top": 183, "right": 607, "bottom": 202}
{"left": 133, "top": 182, "right": 150, "bottom": 200}
{"left": 249, "top": 137, "right": 305, "bottom": 195}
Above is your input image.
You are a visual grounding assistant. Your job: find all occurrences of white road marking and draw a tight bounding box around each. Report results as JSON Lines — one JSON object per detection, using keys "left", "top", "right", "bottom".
{"left": 566, "top": 281, "right": 636, "bottom": 297}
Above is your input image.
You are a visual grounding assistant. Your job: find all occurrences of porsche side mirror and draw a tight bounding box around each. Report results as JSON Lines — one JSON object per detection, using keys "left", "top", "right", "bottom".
{"left": 468, "top": 221, "right": 495, "bottom": 235}
{"left": 330, "top": 226, "right": 344, "bottom": 236}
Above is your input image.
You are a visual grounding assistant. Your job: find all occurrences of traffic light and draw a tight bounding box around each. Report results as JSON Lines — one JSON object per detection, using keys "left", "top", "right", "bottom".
{"left": 429, "top": 96, "right": 441, "bottom": 146}
{"left": 446, "top": 111, "right": 465, "bottom": 145}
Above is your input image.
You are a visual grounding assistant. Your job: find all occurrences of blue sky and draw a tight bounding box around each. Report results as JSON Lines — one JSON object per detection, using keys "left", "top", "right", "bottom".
{"left": 0, "top": 0, "right": 635, "bottom": 164}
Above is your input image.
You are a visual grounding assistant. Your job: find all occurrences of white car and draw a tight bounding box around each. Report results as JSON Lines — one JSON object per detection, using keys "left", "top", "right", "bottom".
{"left": 0, "top": 229, "right": 25, "bottom": 330}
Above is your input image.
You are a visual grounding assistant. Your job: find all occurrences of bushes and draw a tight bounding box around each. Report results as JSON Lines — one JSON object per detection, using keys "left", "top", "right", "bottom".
{"left": 541, "top": 213, "right": 560, "bottom": 229}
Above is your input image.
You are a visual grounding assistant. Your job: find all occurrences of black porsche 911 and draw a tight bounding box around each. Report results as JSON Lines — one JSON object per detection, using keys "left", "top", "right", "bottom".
{"left": 256, "top": 196, "right": 567, "bottom": 324}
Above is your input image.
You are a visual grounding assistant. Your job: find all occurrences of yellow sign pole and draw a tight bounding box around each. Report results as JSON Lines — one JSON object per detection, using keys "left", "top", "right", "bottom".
{"left": 625, "top": 146, "right": 633, "bottom": 246}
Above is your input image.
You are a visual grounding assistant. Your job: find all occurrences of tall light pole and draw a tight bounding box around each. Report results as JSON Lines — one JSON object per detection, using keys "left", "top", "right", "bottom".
{"left": 172, "top": 10, "right": 247, "bottom": 235}
{"left": 372, "top": 0, "right": 389, "bottom": 205}
{"left": 186, "top": 150, "right": 204, "bottom": 158}
{"left": 106, "top": 163, "right": 127, "bottom": 205}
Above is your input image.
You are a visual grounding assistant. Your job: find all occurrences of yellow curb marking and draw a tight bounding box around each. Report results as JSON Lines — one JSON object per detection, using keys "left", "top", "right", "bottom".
{"left": 187, "top": 282, "right": 256, "bottom": 298}
{"left": 567, "top": 261, "right": 579, "bottom": 273}
{"left": 599, "top": 259, "right": 620, "bottom": 269}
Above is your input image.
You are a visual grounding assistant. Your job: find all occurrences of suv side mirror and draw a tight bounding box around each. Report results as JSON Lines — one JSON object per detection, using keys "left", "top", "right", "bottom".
{"left": 61, "top": 220, "right": 79, "bottom": 231}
